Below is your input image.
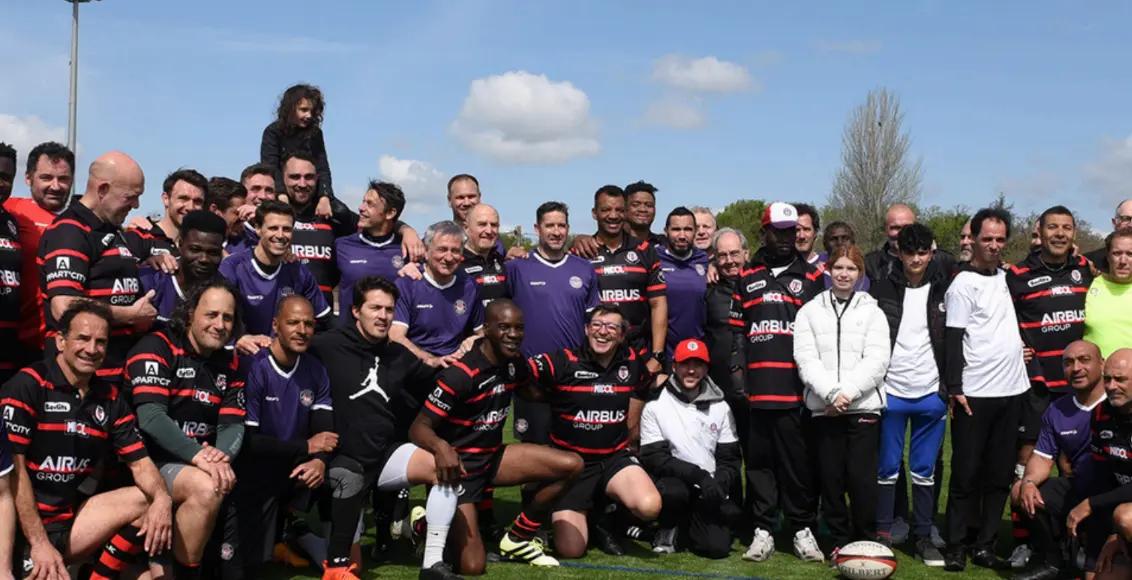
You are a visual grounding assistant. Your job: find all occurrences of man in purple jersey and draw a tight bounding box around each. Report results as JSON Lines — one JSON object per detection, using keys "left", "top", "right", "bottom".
{"left": 505, "top": 201, "right": 600, "bottom": 445}
{"left": 390, "top": 221, "right": 483, "bottom": 367}
{"left": 1011, "top": 340, "right": 1107, "bottom": 580}
{"left": 204, "top": 177, "right": 247, "bottom": 254}
{"left": 335, "top": 181, "right": 406, "bottom": 324}
{"left": 219, "top": 201, "right": 331, "bottom": 356}
{"left": 658, "top": 207, "right": 708, "bottom": 354}
{"left": 221, "top": 296, "right": 336, "bottom": 579}
{"left": 140, "top": 210, "right": 226, "bottom": 323}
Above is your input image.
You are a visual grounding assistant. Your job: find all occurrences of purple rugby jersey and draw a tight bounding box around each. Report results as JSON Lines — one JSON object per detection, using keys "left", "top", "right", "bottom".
{"left": 393, "top": 271, "right": 483, "bottom": 356}
{"left": 335, "top": 231, "right": 404, "bottom": 323}
{"left": 218, "top": 251, "right": 331, "bottom": 336}
{"left": 505, "top": 251, "right": 600, "bottom": 357}
{"left": 138, "top": 267, "right": 186, "bottom": 323}
{"left": 1035, "top": 393, "right": 1104, "bottom": 492}
{"left": 658, "top": 246, "right": 708, "bottom": 354}
{"left": 244, "top": 349, "right": 333, "bottom": 443}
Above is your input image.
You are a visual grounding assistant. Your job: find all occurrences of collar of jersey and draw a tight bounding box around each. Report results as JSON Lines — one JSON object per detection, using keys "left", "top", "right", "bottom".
{"left": 360, "top": 231, "right": 397, "bottom": 248}
{"left": 267, "top": 351, "right": 301, "bottom": 379}
{"left": 533, "top": 249, "right": 570, "bottom": 268}
{"left": 1074, "top": 392, "right": 1107, "bottom": 413}
{"left": 251, "top": 254, "right": 283, "bottom": 281}
{"left": 423, "top": 269, "right": 457, "bottom": 290}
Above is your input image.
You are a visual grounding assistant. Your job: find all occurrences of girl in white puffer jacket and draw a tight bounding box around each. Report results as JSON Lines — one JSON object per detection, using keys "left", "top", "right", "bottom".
{"left": 793, "top": 245, "right": 891, "bottom": 556}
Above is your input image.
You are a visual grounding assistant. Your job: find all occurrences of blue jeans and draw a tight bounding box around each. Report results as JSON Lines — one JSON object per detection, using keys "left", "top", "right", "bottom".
{"left": 877, "top": 392, "right": 946, "bottom": 538}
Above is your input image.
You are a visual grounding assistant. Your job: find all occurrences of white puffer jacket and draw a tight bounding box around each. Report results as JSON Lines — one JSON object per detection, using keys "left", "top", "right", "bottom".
{"left": 793, "top": 289, "right": 891, "bottom": 416}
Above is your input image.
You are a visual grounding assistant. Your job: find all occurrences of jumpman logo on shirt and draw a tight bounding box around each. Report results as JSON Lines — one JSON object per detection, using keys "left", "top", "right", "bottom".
{"left": 349, "top": 356, "right": 390, "bottom": 402}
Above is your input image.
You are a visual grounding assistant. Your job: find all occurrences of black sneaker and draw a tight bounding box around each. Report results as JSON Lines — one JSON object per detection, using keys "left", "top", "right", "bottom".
{"left": 971, "top": 548, "right": 1010, "bottom": 570}
{"left": 419, "top": 562, "right": 464, "bottom": 580}
{"left": 651, "top": 527, "right": 677, "bottom": 554}
{"left": 943, "top": 547, "right": 967, "bottom": 572}
{"left": 916, "top": 537, "right": 945, "bottom": 567}
{"left": 1011, "top": 562, "right": 1061, "bottom": 580}
{"left": 591, "top": 524, "right": 625, "bottom": 556}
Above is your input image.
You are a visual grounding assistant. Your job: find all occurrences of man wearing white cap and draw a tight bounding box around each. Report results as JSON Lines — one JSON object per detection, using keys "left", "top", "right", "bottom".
{"left": 640, "top": 338, "right": 741, "bottom": 559}
{"left": 732, "top": 202, "right": 825, "bottom": 563}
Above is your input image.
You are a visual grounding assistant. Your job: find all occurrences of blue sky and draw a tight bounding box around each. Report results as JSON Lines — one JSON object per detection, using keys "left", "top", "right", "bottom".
{"left": 3, "top": 1, "right": 1130, "bottom": 235}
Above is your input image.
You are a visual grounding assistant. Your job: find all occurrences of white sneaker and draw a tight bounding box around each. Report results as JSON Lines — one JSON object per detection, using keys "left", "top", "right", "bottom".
{"left": 930, "top": 525, "right": 946, "bottom": 549}
{"left": 742, "top": 528, "right": 775, "bottom": 562}
{"left": 1009, "top": 544, "right": 1032, "bottom": 569}
{"left": 890, "top": 517, "right": 910, "bottom": 545}
{"left": 793, "top": 528, "right": 825, "bottom": 563}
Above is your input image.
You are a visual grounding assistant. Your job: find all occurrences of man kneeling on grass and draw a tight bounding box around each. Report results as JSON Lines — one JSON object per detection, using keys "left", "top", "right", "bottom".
{"left": 639, "top": 338, "right": 741, "bottom": 558}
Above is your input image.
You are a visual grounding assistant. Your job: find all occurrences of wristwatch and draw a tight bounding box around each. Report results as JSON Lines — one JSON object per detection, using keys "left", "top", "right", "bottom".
{"left": 650, "top": 351, "right": 668, "bottom": 365}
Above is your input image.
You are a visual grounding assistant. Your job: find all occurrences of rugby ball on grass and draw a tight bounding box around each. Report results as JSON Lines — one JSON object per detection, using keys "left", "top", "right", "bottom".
{"left": 834, "top": 541, "right": 897, "bottom": 579}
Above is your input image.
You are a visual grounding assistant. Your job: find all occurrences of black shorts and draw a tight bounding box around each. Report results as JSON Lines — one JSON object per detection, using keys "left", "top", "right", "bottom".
{"left": 513, "top": 399, "right": 551, "bottom": 444}
{"left": 457, "top": 448, "right": 505, "bottom": 505}
{"left": 553, "top": 449, "right": 640, "bottom": 513}
{"left": 1019, "top": 387, "right": 1067, "bottom": 443}
{"left": 14, "top": 527, "right": 70, "bottom": 577}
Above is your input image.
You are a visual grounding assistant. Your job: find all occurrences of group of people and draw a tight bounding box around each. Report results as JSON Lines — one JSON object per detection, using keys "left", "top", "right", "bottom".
{"left": 0, "top": 84, "right": 1131, "bottom": 580}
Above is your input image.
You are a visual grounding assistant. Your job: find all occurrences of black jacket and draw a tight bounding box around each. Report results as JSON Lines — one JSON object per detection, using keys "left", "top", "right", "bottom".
{"left": 704, "top": 277, "right": 743, "bottom": 403}
{"left": 868, "top": 259, "right": 950, "bottom": 388}
{"left": 261, "top": 120, "right": 334, "bottom": 199}
{"left": 866, "top": 241, "right": 957, "bottom": 283}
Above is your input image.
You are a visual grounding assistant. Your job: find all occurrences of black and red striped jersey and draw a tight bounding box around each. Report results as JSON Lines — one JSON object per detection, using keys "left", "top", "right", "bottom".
{"left": 124, "top": 330, "right": 245, "bottom": 463}
{"left": 123, "top": 220, "right": 176, "bottom": 258}
{"left": 460, "top": 247, "right": 509, "bottom": 307}
{"left": 38, "top": 203, "right": 149, "bottom": 377}
{"left": 528, "top": 345, "right": 647, "bottom": 458}
{"left": 291, "top": 214, "right": 338, "bottom": 306}
{"left": 0, "top": 210, "right": 22, "bottom": 381}
{"left": 589, "top": 232, "right": 666, "bottom": 348}
{"left": 1006, "top": 252, "right": 1092, "bottom": 394}
{"left": 421, "top": 343, "right": 525, "bottom": 473}
{"left": 1, "top": 358, "right": 147, "bottom": 530}
{"left": 1088, "top": 402, "right": 1132, "bottom": 494}
{"left": 731, "top": 250, "right": 823, "bottom": 410}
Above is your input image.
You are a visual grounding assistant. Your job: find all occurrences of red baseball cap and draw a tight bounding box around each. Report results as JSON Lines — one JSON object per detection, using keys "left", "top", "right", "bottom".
{"left": 674, "top": 338, "right": 710, "bottom": 364}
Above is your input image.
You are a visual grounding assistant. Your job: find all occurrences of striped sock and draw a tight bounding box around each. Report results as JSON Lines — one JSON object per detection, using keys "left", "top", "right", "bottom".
{"left": 173, "top": 560, "right": 201, "bottom": 580}
{"left": 507, "top": 512, "right": 542, "bottom": 542}
{"left": 88, "top": 525, "right": 143, "bottom": 580}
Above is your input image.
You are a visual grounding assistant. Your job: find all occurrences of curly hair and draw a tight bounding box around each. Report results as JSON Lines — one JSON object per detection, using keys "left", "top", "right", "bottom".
{"left": 275, "top": 83, "right": 325, "bottom": 131}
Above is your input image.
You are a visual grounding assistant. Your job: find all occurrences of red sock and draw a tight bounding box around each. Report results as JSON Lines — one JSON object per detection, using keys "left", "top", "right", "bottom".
{"left": 89, "top": 525, "right": 143, "bottom": 580}
{"left": 508, "top": 512, "right": 542, "bottom": 542}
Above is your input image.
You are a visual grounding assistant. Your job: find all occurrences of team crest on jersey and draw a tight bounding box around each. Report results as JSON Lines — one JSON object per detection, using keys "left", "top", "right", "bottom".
{"left": 221, "top": 543, "right": 234, "bottom": 561}
{"left": 7, "top": 221, "right": 15, "bottom": 236}
{"left": 1071, "top": 270, "right": 1082, "bottom": 283}
{"left": 709, "top": 422, "right": 720, "bottom": 434}
{"left": 569, "top": 276, "right": 583, "bottom": 289}
{"left": 281, "top": 286, "right": 294, "bottom": 297}
{"left": 454, "top": 299, "right": 467, "bottom": 315}
{"left": 515, "top": 418, "right": 528, "bottom": 434}
{"left": 695, "top": 264, "right": 705, "bottom": 276}
{"left": 507, "top": 363, "right": 516, "bottom": 378}
{"left": 617, "top": 366, "right": 629, "bottom": 382}
{"left": 392, "top": 255, "right": 404, "bottom": 269}
{"left": 299, "top": 389, "right": 314, "bottom": 407}
{"left": 236, "top": 390, "right": 245, "bottom": 408}
{"left": 102, "top": 233, "right": 116, "bottom": 247}
{"left": 626, "top": 251, "right": 639, "bottom": 264}
{"left": 217, "top": 373, "right": 228, "bottom": 390}
{"left": 789, "top": 279, "right": 803, "bottom": 294}
{"left": 92, "top": 405, "right": 106, "bottom": 426}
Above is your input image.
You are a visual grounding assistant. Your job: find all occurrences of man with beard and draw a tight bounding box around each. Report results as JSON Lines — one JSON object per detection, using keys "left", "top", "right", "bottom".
{"left": 219, "top": 201, "right": 331, "bottom": 356}
{"left": 1010, "top": 340, "right": 1106, "bottom": 580}
{"left": 689, "top": 207, "right": 717, "bottom": 254}
{"left": 1084, "top": 230, "right": 1132, "bottom": 359}
{"left": 943, "top": 207, "right": 1031, "bottom": 571}
{"left": 221, "top": 296, "right": 336, "bottom": 579}
{"left": 3, "top": 301, "right": 173, "bottom": 580}
{"left": 125, "top": 282, "right": 246, "bottom": 579}
{"left": 4, "top": 142, "right": 74, "bottom": 359}
{"left": 585, "top": 186, "right": 667, "bottom": 381}
{"left": 658, "top": 207, "right": 708, "bottom": 353}
{"left": 794, "top": 203, "right": 821, "bottom": 266}
{"left": 958, "top": 220, "right": 974, "bottom": 264}
{"left": 140, "top": 210, "right": 227, "bottom": 323}
{"left": 0, "top": 143, "right": 21, "bottom": 382}
{"left": 531, "top": 306, "right": 661, "bottom": 559}
{"left": 308, "top": 276, "right": 456, "bottom": 580}
{"left": 335, "top": 181, "right": 406, "bottom": 325}
{"left": 410, "top": 300, "right": 584, "bottom": 574}
{"left": 505, "top": 202, "right": 600, "bottom": 446}
{"left": 39, "top": 151, "right": 159, "bottom": 383}
{"left": 278, "top": 154, "right": 346, "bottom": 307}
{"left": 1006, "top": 206, "right": 1092, "bottom": 565}
{"left": 733, "top": 202, "right": 825, "bottom": 563}
{"left": 390, "top": 221, "right": 483, "bottom": 368}
{"left": 204, "top": 177, "right": 248, "bottom": 252}
{"left": 124, "top": 168, "right": 208, "bottom": 257}
{"left": 460, "top": 204, "right": 509, "bottom": 308}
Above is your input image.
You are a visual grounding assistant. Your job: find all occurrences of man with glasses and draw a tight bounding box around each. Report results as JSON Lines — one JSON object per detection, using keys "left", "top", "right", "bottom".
{"left": 1085, "top": 200, "right": 1132, "bottom": 275}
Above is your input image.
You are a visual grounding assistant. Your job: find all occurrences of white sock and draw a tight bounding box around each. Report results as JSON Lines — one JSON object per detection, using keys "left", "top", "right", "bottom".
{"left": 422, "top": 484, "right": 459, "bottom": 568}
{"left": 296, "top": 532, "right": 328, "bottom": 570}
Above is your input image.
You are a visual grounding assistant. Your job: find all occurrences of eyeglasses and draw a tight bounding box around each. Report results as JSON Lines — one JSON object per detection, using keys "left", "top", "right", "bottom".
{"left": 1116, "top": 215, "right": 1132, "bottom": 224}
{"left": 588, "top": 321, "right": 622, "bottom": 333}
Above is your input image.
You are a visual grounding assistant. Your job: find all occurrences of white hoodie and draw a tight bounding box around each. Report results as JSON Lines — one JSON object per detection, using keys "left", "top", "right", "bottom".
{"left": 793, "top": 289, "right": 891, "bottom": 416}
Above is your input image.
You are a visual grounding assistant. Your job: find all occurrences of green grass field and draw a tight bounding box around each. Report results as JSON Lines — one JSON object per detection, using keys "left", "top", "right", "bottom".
{"left": 262, "top": 421, "right": 1012, "bottom": 579}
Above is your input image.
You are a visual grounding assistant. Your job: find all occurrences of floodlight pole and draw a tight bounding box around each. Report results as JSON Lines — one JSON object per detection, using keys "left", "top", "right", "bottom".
{"left": 67, "top": 0, "right": 80, "bottom": 152}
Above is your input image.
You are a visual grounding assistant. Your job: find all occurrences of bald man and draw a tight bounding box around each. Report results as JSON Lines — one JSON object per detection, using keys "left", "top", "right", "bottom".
{"left": 461, "top": 203, "right": 511, "bottom": 307}
{"left": 1065, "top": 348, "right": 1132, "bottom": 578}
{"left": 1084, "top": 199, "right": 1132, "bottom": 275}
{"left": 38, "top": 151, "right": 159, "bottom": 381}
{"left": 866, "top": 204, "right": 956, "bottom": 283}
{"left": 1011, "top": 340, "right": 1106, "bottom": 580}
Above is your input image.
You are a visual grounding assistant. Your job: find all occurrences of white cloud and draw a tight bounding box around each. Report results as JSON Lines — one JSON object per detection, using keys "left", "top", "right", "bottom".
{"left": 816, "top": 39, "right": 883, "bottom": 55}
{"left": 377, "top": 154, "right": 448, "bottom": 217}
{"left": 451, "top": 71, "right": 599, "bottom": 164}
{"left": 1084, "top": 134, "right": 1132, "bottom": 204}
{"left": 651, "top": 55, "right": 755, "bottom": 93}
{"left": 643, "top": 97, "right": 705, "bottom": 130}
{"left": 0, "top": 114, "right": 67, "bottom": 158}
